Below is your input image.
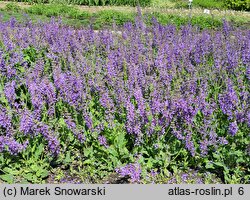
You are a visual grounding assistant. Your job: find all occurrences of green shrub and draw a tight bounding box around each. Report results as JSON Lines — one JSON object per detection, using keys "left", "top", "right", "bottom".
{"left": 145, "top": 12, "right": 222, "bottom": 29}
{"left": 193, "top": 0, "right": 226, "bottom": 9}
{"left": 94, "top": 10, "right": 135, "bottom": 26}
{"left": 225, "top": 0, "right": 250, "bottom": 11}
{"left": 168, "top": 0, "right": 226, "bottom": 9}
{"left": 5, "top": 2, "right": 22, "bottom": 12}
{"left": 26, "top": 4, "right": 81, "bottom": 18}
{"left": 2, "top": 0, "right": 152, "bottom": 6}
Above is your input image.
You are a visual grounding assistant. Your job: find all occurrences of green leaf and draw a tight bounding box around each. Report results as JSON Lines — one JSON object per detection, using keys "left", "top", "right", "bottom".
{"left": 83, "top": 159, "right": 93, "bottom": 165}
{"left": 84, "top": 146, "right": 93, "bottom": 157}
{"left": 34, "top": 144, "right": 44, "bottom": 160}
{"left": 120, "top": 147, "right": 129, "bottom": 156}
{"left": 147, "top": 115, "right": 153, "bottom": 122}
{"left": 213, "top": 162, "right": 225, "bottom": 168}
{"left": 39, "top": 170, "right": 49, "bottom": 179}
{"left": 20, "top": 179, "right": 29, "bottom": 184}
{"left": 23, "top": 173, "right": 34, "bottom": 182}
{"left": 0, "top": 174, "right": 14, "bottom": 183}
{"left": 107, "top": 146, "right": 119, "bottom": 157}
{"left": 212, "top": 152, "right": 221, "bottom": 159}
{"left": 205, "top": 162, "right": 215, "bottom": 169}
{"left": 109, "top": 155, "right": 119, "bottom": 166}
{"left": 64, "top": 151, "right": 72, "bottom": 164}
{"left": 146, "top": 158, "right": 153, "bottom": 169}
{"left": 0, "top": 95, "right": 8, "bottom": 104}
{"left": 58, "top": 118, "right": 66, "bottom": 126}
{"left": 3, "top": 167, "right": 16, "bottom": 174}
{"left": 30, "top": 164, "right": 40, "bottom": 172}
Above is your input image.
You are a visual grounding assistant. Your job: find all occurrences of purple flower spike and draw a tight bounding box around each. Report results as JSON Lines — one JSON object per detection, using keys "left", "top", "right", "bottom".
{"left": 116, "top": 162, "right": 141, "bottom": 183}
{"left": 229, "top": 121, "right": 238, "bottom": 136}
{"left": 98, "top": 135, "right": 108, "bottom": 148}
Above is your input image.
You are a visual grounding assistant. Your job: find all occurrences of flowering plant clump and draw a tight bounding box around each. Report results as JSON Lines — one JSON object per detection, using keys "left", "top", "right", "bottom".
{"left": 0, "top": 14, "right": 249, "bottom": 184}
{"left": 116, "top": 162, "right": 142, "bottom": 183}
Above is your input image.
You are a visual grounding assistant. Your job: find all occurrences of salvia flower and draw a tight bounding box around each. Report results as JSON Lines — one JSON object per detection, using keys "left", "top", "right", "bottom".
{"left": 98, "top": 135, "right": 108, "bottom": 148}
{"left": 0, "top": 106, "right": 12, "bottom": 131}
{"left": 229, "top": 121, "right": 238, "bottom": 136}
{"left": 116, "top": 162, "right": 141, "bottom": 183}
{"left": 19, "top": 110, "right": 35, "bottom": 135}
{"left": 4, "top": 80, "right": 16, "bottom": 104}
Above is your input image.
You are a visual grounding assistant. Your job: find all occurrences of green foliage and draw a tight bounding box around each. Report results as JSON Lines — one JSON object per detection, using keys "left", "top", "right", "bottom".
{"left": 166, "top": 0, "right": 227, "bottom": 9}
{"left": 3, "top": 0, "right": 250, "bottom": 10}
{"left": 2, "top": 0, "right": 152, "bottom": 6}
{"left": 2, "top": 3, "right": 250, "bottom": 29}
{"left": 24, "top": 4, "right": 224, "bottom": 29}
{"left": 225, "top": 0, "right": 250, "bottom": 11}
{"left": 25, "top": 3, "right": 124, "bottom": 28}
{"left": 202, "top": 130, "right": 250, "bottom": 183}
{"left": 145, "top": 12, "right": 223, "bottom": 29}
{"left": 93, "top": 10, "right": 135, "bottom": 27}
{"left": 5, "top": 2, "right": 22, "bottom": 12}
{"left": 0, "top": 137, "right": 50, "bottom": 183}
{"left": 193, "top": 0, "right": 226, "bottom": 9}
{"left": 26, "top": 4, "right": 81, "bottom": 18}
